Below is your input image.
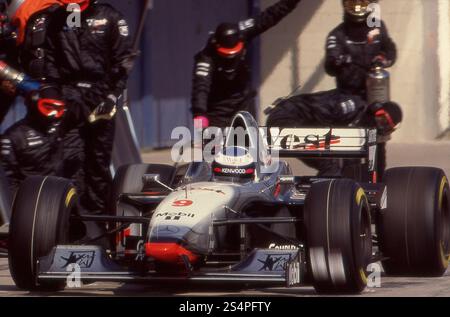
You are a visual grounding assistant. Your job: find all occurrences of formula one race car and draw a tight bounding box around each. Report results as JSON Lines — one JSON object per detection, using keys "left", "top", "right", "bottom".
{"left": 8, "top": 112, "right": 450, "bottom": 294}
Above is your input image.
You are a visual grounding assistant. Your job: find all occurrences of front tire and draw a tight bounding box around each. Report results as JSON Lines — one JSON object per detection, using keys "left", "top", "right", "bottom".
{"left": 379, "top": 167, "right": 450, "bottom": 276}
{"left": 305, "top": 179, "right": 372, "bottom": 294}
{"left": 9, "top": 176, "right": 77, "bottom": 291}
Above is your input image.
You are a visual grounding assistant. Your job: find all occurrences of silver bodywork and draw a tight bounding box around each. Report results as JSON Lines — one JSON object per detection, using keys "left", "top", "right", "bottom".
{"left": 34, "top": 111, "right": 379, "bottom": 289}
{"left": 147, "top": 111, "right": 291, "bottom": 254}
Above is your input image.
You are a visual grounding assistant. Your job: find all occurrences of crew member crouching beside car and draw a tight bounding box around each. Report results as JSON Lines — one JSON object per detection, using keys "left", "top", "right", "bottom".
{"left": 0, "top": 86, "right": 69, "bottom": 193}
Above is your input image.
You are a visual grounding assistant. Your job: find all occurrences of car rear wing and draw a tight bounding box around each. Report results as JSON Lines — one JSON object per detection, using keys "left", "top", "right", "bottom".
{"left": 268, "top": 128, "right": 378, "bottom": 159}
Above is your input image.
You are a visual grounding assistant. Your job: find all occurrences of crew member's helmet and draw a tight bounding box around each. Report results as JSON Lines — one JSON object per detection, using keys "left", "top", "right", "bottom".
{"left": 212, "top": 23, "right": 246, "bottom": 73}
{"left": 214, "top": 23, "right": 244, "bottom": 58}
{"left": 342, "top": 0, "right": 378, "bottom": 23}
{"left": 29, "top": 86, "right": 66, "bottom": 122}
{"left": 212, "top": 146, "right": 256, "bottom": 184}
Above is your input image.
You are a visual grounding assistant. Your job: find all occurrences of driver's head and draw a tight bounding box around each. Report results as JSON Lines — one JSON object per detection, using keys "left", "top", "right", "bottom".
{"left": 212, "top": 146, "right": 256, "bottom": 184}
{"left": 212, "top": 23, "right": 246, "bottom": 72}
{"left": 342, "top": 0, "right": 378, "bottom": 23}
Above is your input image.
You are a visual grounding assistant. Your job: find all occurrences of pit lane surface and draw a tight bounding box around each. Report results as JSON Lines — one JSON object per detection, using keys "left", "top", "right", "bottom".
{"left": 1, "top": 142, "right": 450, "bottom": 297}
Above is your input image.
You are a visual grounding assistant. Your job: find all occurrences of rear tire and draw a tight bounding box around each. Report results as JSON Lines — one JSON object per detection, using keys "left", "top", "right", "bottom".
{"left": 9, "top": 176, "right": 77, "bottom": 291}
{"left": 379, "top": 167, "right": 450, "bottom": 276}
{"left": 305, "top": 179, "right": 372, "bottom": 294}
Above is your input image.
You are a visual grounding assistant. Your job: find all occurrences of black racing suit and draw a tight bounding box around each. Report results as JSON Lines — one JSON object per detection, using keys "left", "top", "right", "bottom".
{"left": 267, "top": 90, "right": 369, "bottom": 177}
{"left": 325, "top": 18, "right": 397, "bottom": 97}
{"left": 268, "top": 18, "right": 398, "bottom": 178}
{"left": 191, "top": 0, "right": 300, "bottom": 128}
{"left": 36, "top": 2, "right": 134, "bottom": 214}
{"left": 0, "top": 8, "right": 57, "bottom": 224}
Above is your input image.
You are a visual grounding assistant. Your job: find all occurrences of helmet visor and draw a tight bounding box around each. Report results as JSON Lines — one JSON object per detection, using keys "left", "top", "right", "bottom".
{"left": 343, "top": 0, "right": 373, "bottom": 17}
{"left": 37, "top": 99, "right": 66, "bottom": 119}
{"left": 216, "top": 41, "right": 244, "bottom": 58}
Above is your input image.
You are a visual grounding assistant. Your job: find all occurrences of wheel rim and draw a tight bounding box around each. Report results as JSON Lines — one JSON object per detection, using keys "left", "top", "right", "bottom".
{"left": 440, "top": 187, "right": 450, "bottom": 263}
{"left": 358, "top": 204, "right": 372, "bottom": 269}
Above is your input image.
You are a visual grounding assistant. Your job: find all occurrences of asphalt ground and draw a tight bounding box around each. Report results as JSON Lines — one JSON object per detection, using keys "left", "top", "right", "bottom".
{"left": 1, "top": 142, "right": 450, "bottom": 297}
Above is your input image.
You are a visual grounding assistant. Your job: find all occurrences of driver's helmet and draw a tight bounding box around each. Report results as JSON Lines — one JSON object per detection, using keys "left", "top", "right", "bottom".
{"left": 212, "top": 146, "right": 256, "bottom": 184}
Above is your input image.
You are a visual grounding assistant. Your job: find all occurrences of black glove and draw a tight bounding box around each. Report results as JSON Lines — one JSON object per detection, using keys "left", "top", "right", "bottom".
{"left": 88, "top": 94, "right": 117, "bottom": 123}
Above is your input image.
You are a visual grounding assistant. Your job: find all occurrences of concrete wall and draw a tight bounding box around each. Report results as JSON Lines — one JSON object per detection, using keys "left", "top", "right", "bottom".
{"left": 259, "top": 0, "right": 450, "bottom": 142}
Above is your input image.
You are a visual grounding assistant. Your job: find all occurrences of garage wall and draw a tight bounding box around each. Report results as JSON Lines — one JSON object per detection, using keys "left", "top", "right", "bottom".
{"left": 144, "top": 0, "right": 252, "bottom": 148}
{"left": 259, "top": 0, "right": 450, "bottom": 142}
{"left": 438, "top": 0, "right": 450, "bottom": 135}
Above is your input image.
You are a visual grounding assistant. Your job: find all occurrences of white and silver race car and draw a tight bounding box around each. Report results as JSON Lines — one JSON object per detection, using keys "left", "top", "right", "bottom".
{"left": 8, "top": 112, "right": 450, "bottom": 294}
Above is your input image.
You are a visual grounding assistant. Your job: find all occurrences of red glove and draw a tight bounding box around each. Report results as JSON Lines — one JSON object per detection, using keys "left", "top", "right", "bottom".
{"left": 372, "top": 55, "right": 390, "bottom": 68}
{"left": 371, "top": 102, "right": 403, "bottom": 136}
{"left": 374, "top": 109, "right": 396, "bottom": 135}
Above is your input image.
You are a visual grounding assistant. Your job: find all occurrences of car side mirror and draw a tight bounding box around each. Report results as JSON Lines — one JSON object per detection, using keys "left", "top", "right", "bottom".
{"left": 278, "top": 176, "right": 296, "bottom": 185}
{"left": 142, "top": 174, "right": 174, "bottom": 192}
{"left": 143, "top": 174, "right": 160, "bottom": 184}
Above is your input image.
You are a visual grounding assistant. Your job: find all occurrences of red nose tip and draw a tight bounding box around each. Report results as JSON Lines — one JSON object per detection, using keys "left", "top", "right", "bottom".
{"left": 145, "top": 243, "right": 199, "bottom": 264}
